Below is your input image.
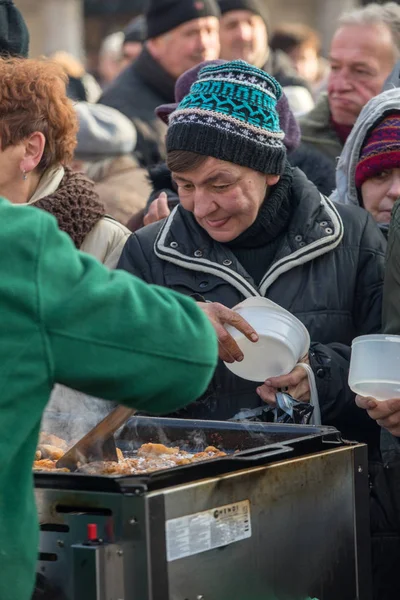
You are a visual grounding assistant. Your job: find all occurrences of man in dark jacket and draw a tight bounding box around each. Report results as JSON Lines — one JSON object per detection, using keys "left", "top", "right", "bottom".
{"left": 118, "top": 59, "right": 385, "bottom": 450}
{"left": 99, "top": 0, "right": 220, "bottom": 167}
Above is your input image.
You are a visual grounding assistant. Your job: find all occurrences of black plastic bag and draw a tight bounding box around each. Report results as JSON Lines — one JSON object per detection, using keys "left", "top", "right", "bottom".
{"left": 230, "top": 392, "right": 314, "bottom": 425}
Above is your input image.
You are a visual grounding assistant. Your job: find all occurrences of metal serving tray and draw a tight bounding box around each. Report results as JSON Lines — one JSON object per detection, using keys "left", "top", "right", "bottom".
{"left": 35, "top": 416, "right": 344, "bottom": 493}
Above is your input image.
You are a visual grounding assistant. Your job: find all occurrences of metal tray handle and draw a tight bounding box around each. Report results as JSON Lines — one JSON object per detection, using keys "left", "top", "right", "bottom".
{"left": 226, "top": 444, "right": 293, "bottom": 462}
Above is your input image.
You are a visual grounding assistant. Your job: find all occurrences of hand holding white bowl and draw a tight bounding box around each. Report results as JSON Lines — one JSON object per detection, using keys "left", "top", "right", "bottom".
{"left": 196, "top": 301, "right": 259, "bottom": 363}
{"left": 356, "top": 395, "right": 400, "bottom": 437}
{"left": 256, "top": 354, "right": 311, "bottom": 405}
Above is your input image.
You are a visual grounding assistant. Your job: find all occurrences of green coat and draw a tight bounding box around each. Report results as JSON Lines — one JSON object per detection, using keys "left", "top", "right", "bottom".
{"left": 0, "top": 197, "right": 217, "bottom": 600}
{"left": 299, "top": 93, "right": 343, "bottom": 163}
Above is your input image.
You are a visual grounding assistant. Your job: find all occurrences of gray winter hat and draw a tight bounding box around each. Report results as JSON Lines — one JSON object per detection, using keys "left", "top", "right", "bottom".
{"left": 74, "top": 102, "right": 137, "bottom": 160}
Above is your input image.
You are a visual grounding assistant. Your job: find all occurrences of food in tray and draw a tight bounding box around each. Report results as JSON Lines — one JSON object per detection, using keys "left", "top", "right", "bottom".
{"left": 36, "top": 444, "right": 65, "bottom": 461}
{"left": 33, "top": 434, "right": 226, "bottom": 475}
{"left": 39, "top": 432, "right": 68, "bottom": 450}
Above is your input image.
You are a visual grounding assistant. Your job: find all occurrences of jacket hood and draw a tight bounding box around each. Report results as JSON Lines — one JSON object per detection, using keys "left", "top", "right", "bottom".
{"left": 332, "top": 88, "right": 400, "bottom": 207}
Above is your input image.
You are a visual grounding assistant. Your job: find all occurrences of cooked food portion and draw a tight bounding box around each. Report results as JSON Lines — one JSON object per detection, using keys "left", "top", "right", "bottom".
{"left": 33, "top": 458, "right": 69, "bottom": 473}
{"left": 37, "top": 444, "right": 65, "bottom": 461}
{"left": 33, "top": 438, "right": 226, "bottom": 476}
{"left": 39, "top": 433, "right": 68, "bottom": 450}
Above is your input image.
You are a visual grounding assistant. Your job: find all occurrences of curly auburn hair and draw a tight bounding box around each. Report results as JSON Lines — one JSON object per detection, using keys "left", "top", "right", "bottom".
{"left": 0, "top": 57, "right": 78, "bottom": 172}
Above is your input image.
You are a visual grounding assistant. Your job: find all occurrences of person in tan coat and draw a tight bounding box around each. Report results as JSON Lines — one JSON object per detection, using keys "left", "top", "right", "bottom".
{"left": 72, "top": 102, "right": 151, "bottom": 231}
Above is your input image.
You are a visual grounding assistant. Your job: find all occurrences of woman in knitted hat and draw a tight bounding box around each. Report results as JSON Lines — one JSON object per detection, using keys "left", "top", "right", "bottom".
{"left": 144, "top": 58, "right": 334, "bottom": 227}
{"left": 332, "top": 88, "right": 400, "bottom": 237}
{"left": 118, "top": 59, "right": 385, "bottom": 450}
{"left": 0, "top": 56, "right": 129, "bottom": 267}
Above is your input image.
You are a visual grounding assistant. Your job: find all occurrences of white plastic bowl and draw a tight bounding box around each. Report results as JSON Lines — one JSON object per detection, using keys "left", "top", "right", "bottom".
{"left": 223, "top": 298, "right": 310, "bottom": 382}
{"left": 349, "top": 334, "right": 400, "bottom": 401}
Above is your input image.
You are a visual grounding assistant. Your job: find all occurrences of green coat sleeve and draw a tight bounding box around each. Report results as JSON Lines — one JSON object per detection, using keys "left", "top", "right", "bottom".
{"left": 37, "top": 214, "right": 218, "bottom": 415}
{"left": 383, "top": 200, "right": 400, "bottom": 334}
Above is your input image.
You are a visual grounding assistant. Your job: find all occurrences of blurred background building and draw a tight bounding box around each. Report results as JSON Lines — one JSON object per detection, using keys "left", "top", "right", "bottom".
{"left": 13, "top": 0, "right": 384, "bottom": 73}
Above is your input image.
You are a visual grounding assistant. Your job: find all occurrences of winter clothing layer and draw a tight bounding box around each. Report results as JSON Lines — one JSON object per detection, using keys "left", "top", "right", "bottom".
{"left": 85, "top": 155, "right": 151, "bottom": 229}
{"left": 299, "top": 93, "right": 343, "bottom": 163}
{"left": 28, "top": 166, "right": 130, "bottom": 269}
{"left": 0, "top": 0, "right": 29, "bottom": 57}
{"left": 0, "top": 197, "right": 217, "bottom": 600}
{"left": 331, "top": 89, "right": 400, "bottom": 209}
{"left": 168, "top": 60, "right": 286, "bottom": 175}
{"left": 79, "top": 215, "right": 130, "bottom": 269}
{"left": 99, "top": 46, "right": 173, "bottom": 167}
{"left": 33, "top": 168, "right": 105, "bottom": 249}
{"left": 289, "top": 143, "right": 336, "bottom": 196}
{"left": 370, "top": 197, "right": 400, "bottom": 600}
{"left": 119, "top": 166, "right": 384, "bottom": 449}
{"left": 225, "top": 165, "right": 293, "bottom": 285}
{"left": 146, "top": 0, "right": 220, "bottom": 39}
{"left": 33, "top": 164, "right": 137, "bottom": 414}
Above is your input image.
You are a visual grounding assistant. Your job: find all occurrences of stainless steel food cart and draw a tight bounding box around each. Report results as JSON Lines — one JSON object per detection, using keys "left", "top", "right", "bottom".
{"left": 35, "top": 418, "right": 372, "bottom": 600}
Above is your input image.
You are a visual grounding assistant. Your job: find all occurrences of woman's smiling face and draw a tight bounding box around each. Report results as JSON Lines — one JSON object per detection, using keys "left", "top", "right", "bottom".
{"left": 172, "top": 156, "right": 280, "bottom": 242}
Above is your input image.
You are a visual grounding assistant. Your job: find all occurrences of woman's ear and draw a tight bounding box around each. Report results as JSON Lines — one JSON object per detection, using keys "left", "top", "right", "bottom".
{"left": 265, "top": 174, "right": 280, "bottom": 187}
{"left": 20, "top": 132, "right": 46, "bottom": 174}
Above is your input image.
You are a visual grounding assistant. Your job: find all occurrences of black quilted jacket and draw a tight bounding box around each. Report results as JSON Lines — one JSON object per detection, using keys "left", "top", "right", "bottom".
{"left": 118, "top": 168, "right": 385, "bottom": 448}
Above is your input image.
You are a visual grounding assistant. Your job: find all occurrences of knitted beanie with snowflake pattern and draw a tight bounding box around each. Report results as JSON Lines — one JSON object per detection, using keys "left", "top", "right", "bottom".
{"left": 166, "top": 60, "right": 286, "bottom": 175}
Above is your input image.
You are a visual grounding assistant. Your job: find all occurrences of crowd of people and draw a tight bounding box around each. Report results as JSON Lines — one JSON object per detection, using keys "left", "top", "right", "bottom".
{"left": 2, "top": 0, "right": 400, "bottom": 599}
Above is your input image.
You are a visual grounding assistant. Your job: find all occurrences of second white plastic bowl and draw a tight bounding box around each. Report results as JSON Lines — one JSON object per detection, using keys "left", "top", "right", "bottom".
{"left": 349, "top": 334, "right": 400, "bottom": 400}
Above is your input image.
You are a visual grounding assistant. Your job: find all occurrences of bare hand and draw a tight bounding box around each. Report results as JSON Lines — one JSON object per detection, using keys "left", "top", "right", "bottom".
{"left": 356, "top": 395, "right": 400, "bottom": 437}
{"left": 197, "top": 302, "right": 258, "bottom": 363}
{"left": 143, "top": 191, "right": 171, "bottom": 226}
{"left": 256, "top": 355, "right": 311, "bottom": 405}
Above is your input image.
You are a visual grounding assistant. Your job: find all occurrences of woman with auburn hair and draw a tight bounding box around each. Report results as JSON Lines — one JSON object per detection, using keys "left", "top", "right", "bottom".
{"left": 0, "top": 57, "right": 129, "bottom": 268}
{"left": 0, "top": 57, "right": 131, "bottom": 418}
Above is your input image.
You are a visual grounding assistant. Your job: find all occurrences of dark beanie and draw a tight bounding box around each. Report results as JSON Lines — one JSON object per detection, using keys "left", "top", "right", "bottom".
{"left": 146, "top": 0, "right": 220, "bottom": 39}
{"left": 124, "top": 15, "right": 147, "bottom": 44}
{"left": 0, "top": 0, "right": 29, "bottom": 57}
{"left": 167, "top": 60, "right": 286, "bottom": 175}
{"left": 218, "top": 0, "right": 269, "bottom": 27}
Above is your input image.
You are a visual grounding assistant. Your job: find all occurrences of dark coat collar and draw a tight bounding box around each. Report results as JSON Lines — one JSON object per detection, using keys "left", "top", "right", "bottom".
{"left": 154, "top": 168, "right": 344, "bottom": 297}
{"left": 134, "top": 46, "right": 176, "bottom": 103}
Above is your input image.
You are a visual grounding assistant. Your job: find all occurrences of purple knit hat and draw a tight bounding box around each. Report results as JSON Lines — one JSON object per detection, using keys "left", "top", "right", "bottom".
{"left": 155, "top": 59, "right": 301, "bottom": 153}
{"left": 355, "top": 112, "right": 400, "bottom": 189}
